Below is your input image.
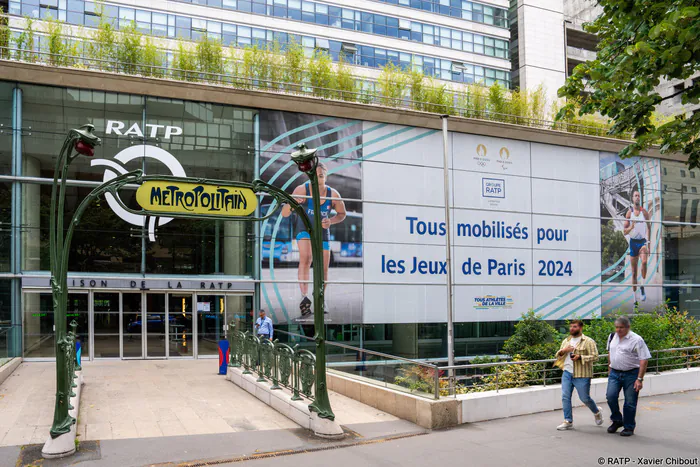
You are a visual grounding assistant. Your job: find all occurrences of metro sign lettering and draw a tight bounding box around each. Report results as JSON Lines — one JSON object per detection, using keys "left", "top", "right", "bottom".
{"left": 106, "top": 120, "right": 183, "bottom": 139}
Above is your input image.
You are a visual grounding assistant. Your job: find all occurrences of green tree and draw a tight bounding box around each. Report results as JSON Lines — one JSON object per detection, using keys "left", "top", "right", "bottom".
{"left": 116, "top": 22, "right": 143, "bottom": 75}
{"left": 0, "top": 7, "right": 11, "bottom": 60}
{"left": 283, "top": 39, "right": 305, "bottom": 93}
{"left": 557, "top": 1, "right": 700, "bottom": 169}
{"left": 196, "top": 34, "right": 224, "bottom": 80}
{"left": 308, "top": 49, "right": 334, "bottom": 98}
{"left": 45, "top": 16, "right": 67, "bottom": 66}
{"left": 173, "top": 41, "right": 197, "bottom": 81}
{"left": 335, "top": 54, "right": 357, "bottom": 102}
{"left": 87, "top": 11, "right": 116, "bottom": 70}
{"left": 15, "top": 16, "right": 35, "bottom": 62}
{"left": 141, "top": 36, "right": 163, "bottom": 77}
{"left": 407, "top": 67, "right": 426, "bottom": 111}
{"left": 377, "top": 62, "right": 406, "bottom": 107}
{"left": 501, "top": 310, "right": 561, "bottom": 361}
{"left": 487, "top": 82, "right": 508, "bottom": 123}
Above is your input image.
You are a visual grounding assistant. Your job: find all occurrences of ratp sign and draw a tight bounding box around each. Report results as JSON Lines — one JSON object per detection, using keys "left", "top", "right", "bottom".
{"left": 136, "top": 181, "right": 258, "bottom": 217}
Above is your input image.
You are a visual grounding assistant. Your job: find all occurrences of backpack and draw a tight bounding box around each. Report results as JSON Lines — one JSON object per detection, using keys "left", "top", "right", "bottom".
{"left": 607, "top": 332, "right": 615, "bottom": 350}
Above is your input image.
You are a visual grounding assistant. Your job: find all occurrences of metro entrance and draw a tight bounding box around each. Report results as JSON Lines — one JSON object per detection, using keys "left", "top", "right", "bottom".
{"left": 23, "top": 290, "right": 253, "bottom": 360}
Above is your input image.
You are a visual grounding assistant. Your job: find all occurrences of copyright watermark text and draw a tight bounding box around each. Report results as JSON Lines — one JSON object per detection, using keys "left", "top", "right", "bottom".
{"left": 598, "top": 458, "right": 698, "bottom": 466}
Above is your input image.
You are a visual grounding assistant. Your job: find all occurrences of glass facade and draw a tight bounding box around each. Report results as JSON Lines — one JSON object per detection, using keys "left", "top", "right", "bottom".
{"left": 18, "top": 84, "right": 256, "bottom": 275}
{"left": 2, "top": 81, "right": 258, "bottom": 359}
{"left": 171, "top": 0, "right": 510, "bottom": 59}
{"left": 8, "top": 0, "right": 511, "bottom": 87}
{"left": 2, "top": 79, "right": 698, "bottom": 363}
{"left": 375, "top": 0, "right": 508, "bottom": 27}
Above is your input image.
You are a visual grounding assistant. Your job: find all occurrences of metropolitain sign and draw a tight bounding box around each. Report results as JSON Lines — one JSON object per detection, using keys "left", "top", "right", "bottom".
{"left": 135, "top": 181, "right": 258, "bottom": 217}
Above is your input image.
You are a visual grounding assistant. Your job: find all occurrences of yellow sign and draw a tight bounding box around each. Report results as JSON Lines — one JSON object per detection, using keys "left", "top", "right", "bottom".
{"left": 136, "top": 181, "right": 257, "bottom": 217}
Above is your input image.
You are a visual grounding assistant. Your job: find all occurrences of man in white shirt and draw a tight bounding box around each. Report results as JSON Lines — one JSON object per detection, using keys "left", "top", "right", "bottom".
{"left": 606, "top": 316, "right": 652, "bottom": 437}
{"left": 254, "top": 309, "right": 273, "bottom": 341}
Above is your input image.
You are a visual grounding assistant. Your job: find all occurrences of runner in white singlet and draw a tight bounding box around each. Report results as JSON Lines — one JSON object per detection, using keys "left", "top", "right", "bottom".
{"left": 623, "top": 190, "right": 650, "bottom": 305}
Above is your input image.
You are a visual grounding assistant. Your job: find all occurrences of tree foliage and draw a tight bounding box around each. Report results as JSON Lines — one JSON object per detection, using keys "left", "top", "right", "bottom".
{"left": 557, "top": 1, "right": 700, "bottom": 168}
{"left": 501, "top": 310, "right": 561, "bottom": 361}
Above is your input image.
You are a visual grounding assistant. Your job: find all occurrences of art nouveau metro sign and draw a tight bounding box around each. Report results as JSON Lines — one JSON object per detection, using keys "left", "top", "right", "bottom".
{"left": 136, "top": 180, "right": 258, "bottom": 217}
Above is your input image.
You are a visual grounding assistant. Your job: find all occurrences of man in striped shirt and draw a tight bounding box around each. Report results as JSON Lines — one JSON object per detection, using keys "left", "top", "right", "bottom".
{"left": 554, "top": 319, "right": 604, "bottom": 430}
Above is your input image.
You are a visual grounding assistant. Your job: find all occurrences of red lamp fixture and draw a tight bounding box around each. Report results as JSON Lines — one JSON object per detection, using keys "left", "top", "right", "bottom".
{"left": 74, "top": 140, "right": 95, "bottom": 157}
{"left": 291, "top": 143, "right": 318, "bottom": 173}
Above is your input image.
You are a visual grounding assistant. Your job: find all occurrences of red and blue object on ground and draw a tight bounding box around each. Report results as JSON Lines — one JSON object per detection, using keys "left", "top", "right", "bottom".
{"left": 218, "top": 339, "right": 230, "bottom": 375}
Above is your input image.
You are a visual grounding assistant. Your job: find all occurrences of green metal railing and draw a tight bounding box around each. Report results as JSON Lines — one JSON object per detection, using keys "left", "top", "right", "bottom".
{"left": 229, "top": 322, "right": 317, "bottom": 401}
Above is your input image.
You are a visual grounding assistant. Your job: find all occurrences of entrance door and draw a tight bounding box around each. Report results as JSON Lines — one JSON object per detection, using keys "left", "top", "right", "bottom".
{"left": 122, "top": 292, "right": 143, "bottom": 358}
{"left": 168, "top": 294, "right": 193, "bottom": 357}
{"left": 196, "top": 295, "right": 224, "bottom": 356}
{"left": 196, "top": 295, "right": 253, "bottom": 357}
{"left": 145, "top": 293, "right": 167, "bottom": 358}
{"left": 93, "top": 292, "right": 120, "bottom": 358}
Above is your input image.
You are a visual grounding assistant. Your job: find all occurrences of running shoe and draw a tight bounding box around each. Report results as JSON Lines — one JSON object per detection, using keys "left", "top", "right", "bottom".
{"left": 557, "top": 421, "right": 573, "bottom": 431}
{"left": 299, "top": 296, "right": 312, "bottom": 317}
{"left": 594, "top": 407, "right": 603, "bottom": 426}
{"left": 640, "top": 287, "right": 646, "bottom": 302}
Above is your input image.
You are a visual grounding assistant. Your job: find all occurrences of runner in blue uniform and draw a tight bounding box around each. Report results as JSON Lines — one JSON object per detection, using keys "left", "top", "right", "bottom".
{"left": 281, "top": 163, "right": 346, "bottom": 317}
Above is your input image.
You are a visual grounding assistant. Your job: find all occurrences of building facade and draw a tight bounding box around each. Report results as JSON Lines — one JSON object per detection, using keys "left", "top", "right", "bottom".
{"left": 3, "top": 0, "right": 512, "bottom": 89}
{"left": 0, "top": 72, "right": 698, "bottom": 362}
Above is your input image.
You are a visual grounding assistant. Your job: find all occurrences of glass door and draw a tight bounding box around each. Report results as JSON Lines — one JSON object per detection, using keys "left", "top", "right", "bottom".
{"left": 145, "top": 293, "right": 167, "bottom": 358}
{"left": 168, "top": 294, "right": 193, "bottom": 357}
{"left": 93, "top": 292, "right": 120, "bottom": 358}
{"left": 196, "top": 295, "right": 225, "bottom": 356}
{"left": 122, "top": 292, "right": 143, "bottom": 358}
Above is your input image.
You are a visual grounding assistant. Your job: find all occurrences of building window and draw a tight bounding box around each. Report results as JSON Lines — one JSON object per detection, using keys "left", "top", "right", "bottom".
{"left": 681, "top": 169, "right": 686, "bottom": 177}
{"left": 691, "top": 171, "right": 696, "bottom": 179}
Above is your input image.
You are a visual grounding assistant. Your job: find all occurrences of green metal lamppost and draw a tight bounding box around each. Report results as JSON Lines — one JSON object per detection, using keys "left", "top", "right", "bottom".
{"left": 48, "top": 124, "right": 102, "bottom": 438}
{"left": 48, "top": 125, "right": 144, "bottom": 440}
{"left": 289, "top": 143, "right": 334, "bottom": 421}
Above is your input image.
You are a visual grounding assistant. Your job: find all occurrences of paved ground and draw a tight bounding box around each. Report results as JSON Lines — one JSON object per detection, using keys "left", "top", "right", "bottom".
{"left": 2, "top": 390, "right": 697, "bottom": 467}
{"left": 222, "top": 390, "right": 700, "bottom": 467}
{"left": 0, "top": 360, "right": 397, "bottom": 447}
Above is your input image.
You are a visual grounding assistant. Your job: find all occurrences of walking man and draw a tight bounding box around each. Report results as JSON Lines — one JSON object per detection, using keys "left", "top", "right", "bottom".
{"left": 606, "top": 316, "right": 651, "bottom": 436}
{"left": 554, "top": 319, "right": 603, "bottom": 430}
{"left": 254, "top": 309, "right": 273, "bottom": 341}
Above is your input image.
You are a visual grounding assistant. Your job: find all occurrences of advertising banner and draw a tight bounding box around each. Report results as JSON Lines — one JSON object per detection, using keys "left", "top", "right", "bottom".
{"left": 258, "top": 112, "right": 664, "bottom": 324}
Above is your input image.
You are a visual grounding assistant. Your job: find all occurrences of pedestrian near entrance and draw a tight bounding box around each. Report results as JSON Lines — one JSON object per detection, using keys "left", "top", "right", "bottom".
{"left": 554, "top": 319, "right": 604, "bottom": 430}
{"left": 255, "top": 309, "right": 273, "bottom": 341}
{"left": 606, "top": 316, "right": 651, "bottom": 437}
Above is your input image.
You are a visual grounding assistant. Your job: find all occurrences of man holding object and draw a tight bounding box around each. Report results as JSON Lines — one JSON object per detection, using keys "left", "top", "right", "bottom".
{"left": 606, "top": 316, "right": 651, "bottom": 437}
{"left": 255, "top": 309, "right": 273, "bottom": 341}
{"left": 554, "top": 319, "right": 603, "bottom": 430}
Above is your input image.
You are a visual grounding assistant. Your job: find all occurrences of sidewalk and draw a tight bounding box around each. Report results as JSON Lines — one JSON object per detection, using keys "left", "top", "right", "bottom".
{"left": 3, "top": 390, "right": 696, "bottom": 467}
{"left": 0, "top": 360, "right": 398, "bottom": 447}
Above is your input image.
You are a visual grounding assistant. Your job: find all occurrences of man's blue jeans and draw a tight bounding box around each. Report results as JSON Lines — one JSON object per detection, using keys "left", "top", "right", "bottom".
{"left": 606, "top": 368, "right": 640, "bottom": 430}
{"left": 562, "top": 371, "right": 599, "bottom": 422}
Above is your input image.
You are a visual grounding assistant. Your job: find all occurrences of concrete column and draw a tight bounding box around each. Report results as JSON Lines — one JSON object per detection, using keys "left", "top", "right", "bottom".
{"left": 513, "top": 0, "right": 566, "bottom": 106}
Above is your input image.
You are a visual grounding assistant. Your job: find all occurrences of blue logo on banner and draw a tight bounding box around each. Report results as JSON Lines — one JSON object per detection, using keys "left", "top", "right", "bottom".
{"left": 482, "top": 178, "right": 505, "bottom": 198}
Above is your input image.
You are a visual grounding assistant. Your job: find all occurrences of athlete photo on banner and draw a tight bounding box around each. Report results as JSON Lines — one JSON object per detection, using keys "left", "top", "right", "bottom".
{"left": 599, "top": 152, "right": 663, "bottom": 315}
{"left": 258, "top": 111, "right": 363, "bottom": 325}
